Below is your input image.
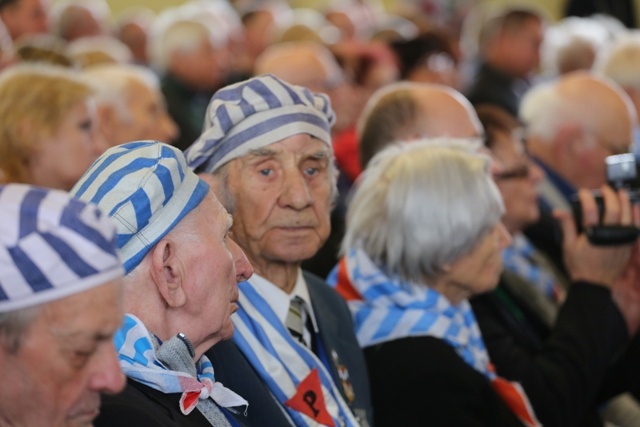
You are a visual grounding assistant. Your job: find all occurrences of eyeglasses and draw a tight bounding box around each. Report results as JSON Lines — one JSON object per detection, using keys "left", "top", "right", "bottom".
{"left": 493, "top": 162, "right": 531, "bottom": 181}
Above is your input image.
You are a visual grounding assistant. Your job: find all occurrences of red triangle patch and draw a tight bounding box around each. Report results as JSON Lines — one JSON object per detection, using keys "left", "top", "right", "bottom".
{"left": 285, "top": 369, "right": 335, "bottom": 426}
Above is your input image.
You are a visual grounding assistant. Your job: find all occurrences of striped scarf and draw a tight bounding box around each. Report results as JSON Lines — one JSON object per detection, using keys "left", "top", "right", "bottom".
{"left": 116, "top": 314, "right": 247, "bottom": 417}
{"left": 232, "top": 279, "right": 360, "bottom": 427}
{"left": 502, "top": 233, "right": 560, "bottom": 301}
{"left": 328, "top": 248, "right": 541, "bottom": 427}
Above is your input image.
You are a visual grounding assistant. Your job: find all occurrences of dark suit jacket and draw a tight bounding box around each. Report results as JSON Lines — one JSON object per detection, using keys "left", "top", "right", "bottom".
{"left": 471, "top": 281, "right": 633, "bottom": 427}
{"left": 464, "top": 62, "right": 530, "bottom": 117}
{"left": 96, "top": 378, "right": 245, "bottom": 427}
{"left": 305, "top": 271, "right": 373, "bottom": 426}
{"left": 364, "top": 335, "right": 524, "bottom": 426}
{"left": 209, "top": 271, "right": 373, "bottom": 427}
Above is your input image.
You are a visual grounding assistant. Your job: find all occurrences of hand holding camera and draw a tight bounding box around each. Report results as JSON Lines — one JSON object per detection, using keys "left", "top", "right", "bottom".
{"left": 558, "top": 186, "right": 637, "bottom": 288}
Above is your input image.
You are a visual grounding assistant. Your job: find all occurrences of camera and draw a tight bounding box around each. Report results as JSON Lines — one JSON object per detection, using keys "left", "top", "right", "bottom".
{"left": 570, "top": 153, "right": 640, "bottom": 245}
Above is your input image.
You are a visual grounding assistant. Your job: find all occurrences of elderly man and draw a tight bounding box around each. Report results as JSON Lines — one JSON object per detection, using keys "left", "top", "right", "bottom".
{"left": 358, "top": 81, "right": 484, "bottom": 169}
{"left": 83, "top": 63, "right": 178, "bottom": 147}
{"left": 149, "top": 14, "right": 231, "bottom": 151}
{"left": 0, "top": 183, "right": 125, "bottom": 426}
{"left": 70, "top": 141, "right": 255, "bottom": 426}
{"left": 186, "top": 75, "right": 372, "bottom": 427}
{"left": 521, "top": 72, "right": 635, "bottom": 212}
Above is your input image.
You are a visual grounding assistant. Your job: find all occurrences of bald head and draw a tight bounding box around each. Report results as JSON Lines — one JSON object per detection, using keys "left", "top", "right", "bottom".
{"left": 254, "top": 41, "right": 342, "bottom": 92}
{"left": 358, "top": 82, "right": 483, "bottom": 168}
{"left": 522, "top": 71, "right": 636, "bottom": 189}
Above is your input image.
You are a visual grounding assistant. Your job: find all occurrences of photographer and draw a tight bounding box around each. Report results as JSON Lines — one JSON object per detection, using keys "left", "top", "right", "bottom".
{"left": 472, "top": 105, "right": 640, "bottom": 426}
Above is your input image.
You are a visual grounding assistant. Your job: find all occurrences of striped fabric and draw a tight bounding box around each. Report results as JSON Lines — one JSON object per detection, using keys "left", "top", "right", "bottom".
{"left": 70, "top": 141, "right": 209, "bottom": 273}
{"left": 328, "top": 247, "right": 493, "bottom": 374}
{"left": 0, "top": 184, "right": 123, "bottom": 312}
{"left": 232, "top": 280, "right": 360, "bottom": 427}
{"left": 329, "top": 248, "right": 541, "bottom": 427}
{"left": 184, "top": 74, "right": 335, "bottom": 173}
{"left": 116, "top": 314, "right": 247, "bottom": 415}
{"left": 502, "top": 233, "right": 560, "bottom": 301}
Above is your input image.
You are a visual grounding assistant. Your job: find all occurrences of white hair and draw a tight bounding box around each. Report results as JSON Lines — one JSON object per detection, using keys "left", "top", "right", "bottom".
{"left": 342, "top": 138, "right": 504, "bottom": 282}
{"left": 595, "top": 32, "right": 640, "bottom": 91}
{"left": 67, "top": 35, "right": 133, "bottom": 67}
{"left": 148, "top": 7, "right": 227, "bottom": 74}
{"left": 82, "top": 63, "right": 159, "bottom": 122}
{"left": 519, "top": 80, "right": 583, "bottom": 141}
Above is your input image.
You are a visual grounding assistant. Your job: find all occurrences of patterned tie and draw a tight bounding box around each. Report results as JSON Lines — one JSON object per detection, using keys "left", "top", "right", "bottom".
{"left": 286, "top": 296, "right": 310, "bottom": 348}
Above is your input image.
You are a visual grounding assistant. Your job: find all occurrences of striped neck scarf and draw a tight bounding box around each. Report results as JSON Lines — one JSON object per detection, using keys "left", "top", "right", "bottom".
{"left": 329, "top": 248, "right": 541, "bottom": 427}
{"left": 502, "top": 233, "right": 563, "bottom": 302}
{"left": 116, "top": 314, "right": 247, "bottom": 418}
{"left": 232, "top": 279, "right": 360, "bottom": 427}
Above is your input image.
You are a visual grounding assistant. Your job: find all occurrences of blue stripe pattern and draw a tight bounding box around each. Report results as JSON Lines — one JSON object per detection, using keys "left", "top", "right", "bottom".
{"left": 70, "top": 141, "right": 209, "bottom": 274}
{"left": 0, "top": 184, "right": 122, "bottom": 311}
{"left": 327, "top": 248, "right": 495, "bottom": 379}
{"left": 185, "top": 74, "right": 335, "bottom": 173}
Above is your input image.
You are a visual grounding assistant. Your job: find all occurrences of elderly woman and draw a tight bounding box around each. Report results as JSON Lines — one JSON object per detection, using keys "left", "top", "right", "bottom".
{"left": 329, "top": 139, "right": 638, "bottom": 426}
{"left": 0, "top": 63, "right": 106, "bottom": 190}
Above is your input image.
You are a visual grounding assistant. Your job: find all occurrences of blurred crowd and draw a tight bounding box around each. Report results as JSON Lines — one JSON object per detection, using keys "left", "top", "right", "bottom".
{"left": 4, "top": 0, "right": 640, "bottom": 426}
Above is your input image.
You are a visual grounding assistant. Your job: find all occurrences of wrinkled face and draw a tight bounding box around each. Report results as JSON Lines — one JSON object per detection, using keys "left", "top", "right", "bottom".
{"left": 492, "top": 129, "right": 544, "bottom": 233}
{"left": 446, "top": 222, "right": 512, "bottom": 299}
{"left": 0, "top": 0, "right": 49, "bottom": 40}
{"left": 28, "top": 100, "right": 106, "bottom": 191}
{"left": 225, "top": 135, "right": 333, "bottom": 272}
{"left": 0, "top": 280, "right": 125, "bottom": 427}
{"left": 180, "top": 193, "right": 252, "bottom": 351}
{"left": 114, "top": 80, "right": 177, "bottom": 146}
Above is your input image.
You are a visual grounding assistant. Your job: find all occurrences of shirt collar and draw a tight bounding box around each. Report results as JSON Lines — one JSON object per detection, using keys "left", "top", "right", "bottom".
{"left": 248, "top": 270, "right": 318, "bottom": 333}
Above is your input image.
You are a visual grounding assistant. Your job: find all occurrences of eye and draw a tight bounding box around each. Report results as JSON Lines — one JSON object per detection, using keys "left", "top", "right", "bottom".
{"left": 78, "top": 119, "right": 92, "bottom": 133}
{"left": 259, "top": 168, "right": 272, "bottom": 177}
{"left": 304, "top": 167, "right": 319, "bottom": 176}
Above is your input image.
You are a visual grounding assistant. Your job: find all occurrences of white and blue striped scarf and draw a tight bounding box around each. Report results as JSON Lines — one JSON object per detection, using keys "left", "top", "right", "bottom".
{"left": 232, "top": 279, "right": 360, "bottom": 427}
{"left": 327, "top": 248, "right": 493, "bottom": 376}
{"left": 328, "top": 248, "right": 541, "bottom": 427}
{"left": 502, "top": 233, "right": 558, "bottom": 301}
{"left": 115, "top": 314, "right": 247, "bottom": 416}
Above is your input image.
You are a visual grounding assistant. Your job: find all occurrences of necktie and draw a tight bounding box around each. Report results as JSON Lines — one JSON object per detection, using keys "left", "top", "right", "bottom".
{"left": 286, "top": 296, "right": 310, "bottom": 348}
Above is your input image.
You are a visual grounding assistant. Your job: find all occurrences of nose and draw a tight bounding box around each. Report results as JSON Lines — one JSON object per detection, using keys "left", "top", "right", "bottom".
{"left": 528, "top": 161, "right": 545, "bottom": 184}
{"left": 229, "top": 237, "right": 253, "bottom": 282}
{"left": 160, "top": 113, "right": 179, "bottom": 144}
{"left": 279, "top": 169, "right": 312, "bottom": 210}
{"left": 91, "top": 131, "right": 110, "bottom": 157}
{"left": 89, "top": 343, "right": 126, "bottom": 394}
{"left": 496, "top": 222, "right": 512, "bottom": 248}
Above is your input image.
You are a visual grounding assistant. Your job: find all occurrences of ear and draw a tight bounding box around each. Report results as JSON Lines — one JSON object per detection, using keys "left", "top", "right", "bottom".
{"left": 553, "top": 124, "right": 584, "bottom": 158}
{"left": 149, "top": 239, "right": 187, "bottom": 308}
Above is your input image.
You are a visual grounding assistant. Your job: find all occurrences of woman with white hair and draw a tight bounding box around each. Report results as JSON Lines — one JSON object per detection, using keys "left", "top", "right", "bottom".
{"left": 329, "top": 139, "right": 638, "bottom": 426}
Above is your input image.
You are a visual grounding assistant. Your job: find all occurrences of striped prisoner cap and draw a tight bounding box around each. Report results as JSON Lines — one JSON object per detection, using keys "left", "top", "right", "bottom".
{"left": 0, "top": 184, "right": 123, "bottom": 312}
{"left": 185, "top": 74, "right": 335, "bottom": 173}
{"left": 70, "top": 141, "right": 209, "bottom": 274}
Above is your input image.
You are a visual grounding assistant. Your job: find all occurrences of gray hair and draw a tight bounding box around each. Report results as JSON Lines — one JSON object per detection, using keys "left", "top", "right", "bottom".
{"left": 595, "top": 33, "right": 640, "bottom": 91}
{"left": 0, "top": 306, "right": 41, "bottom": 354}
{"left": 148, "top": 13, "right": 224, "bottom": 74}
{"left": 519, "top": 80, "right": 580, "bottom": 141}
{"left": 83, "top": 63, "right": 160, "bottom": 123}
{"left": 342, "top": 138, "right": 504, "bottom": 283}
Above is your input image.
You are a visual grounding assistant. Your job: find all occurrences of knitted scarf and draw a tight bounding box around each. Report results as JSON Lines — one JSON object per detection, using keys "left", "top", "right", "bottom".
{"left": 231, "top": 279, "right": 360, "bottom": 427}
{"left": 115, "top": 314, "right": 248, "bottom": 423}
{"left": 328, "top": 248, "right": 541, "bottom": 427}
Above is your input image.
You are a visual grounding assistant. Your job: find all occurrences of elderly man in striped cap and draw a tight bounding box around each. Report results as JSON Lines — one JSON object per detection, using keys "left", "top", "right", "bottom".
{"left": 0, "top": 183, "right": 125, "bottom": 426}
{"left": 70, "top": 141, "right": 255, "bottom": 426}
{"left": 185, "top": 74, "right": 373, "bottom": 427}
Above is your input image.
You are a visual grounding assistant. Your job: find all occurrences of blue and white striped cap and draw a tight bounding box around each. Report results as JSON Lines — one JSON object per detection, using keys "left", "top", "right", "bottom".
{"left": 70, "top": 141, "right": 209, "bottom": 274}
{"left": 0, "top": 184, "right": 123, "bottom": 312}
{"left": 185, "top": 74, "right": 335, "bottom": 173}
